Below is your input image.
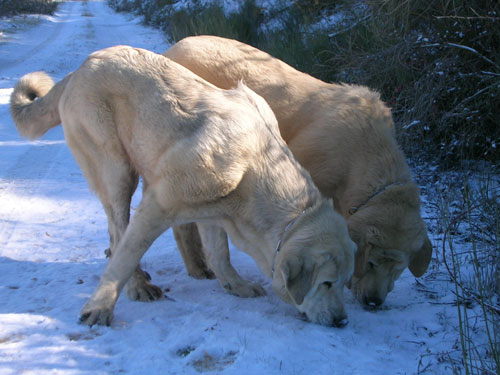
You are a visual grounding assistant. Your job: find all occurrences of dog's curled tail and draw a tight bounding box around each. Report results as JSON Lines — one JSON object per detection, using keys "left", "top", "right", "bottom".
{"left": 10, "top": 71, "right": 68, "bottom": 140}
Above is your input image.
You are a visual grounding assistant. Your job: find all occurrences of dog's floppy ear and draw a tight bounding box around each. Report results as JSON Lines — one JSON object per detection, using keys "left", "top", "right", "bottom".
{"left": 409, "top": 234, "right": 432, "bottom": 277}
{"left": 348, "top": 221, "right": 376, "bottom": 279}
{"left": 280, "top": 256, "right": 315, "bottom": 305}
{"left": 353, "top": 241, "right": 371, "bottom": 279}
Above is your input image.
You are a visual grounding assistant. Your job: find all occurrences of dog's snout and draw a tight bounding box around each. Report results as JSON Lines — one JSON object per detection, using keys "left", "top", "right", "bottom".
{"left": 332, "top": 317, "right": 348, "bottom": 328}
{"left": 323, "top": 281, "right": 333, "bottom": 289}
{"left": 364, "top": 296, "right": 383, "bottom": 307}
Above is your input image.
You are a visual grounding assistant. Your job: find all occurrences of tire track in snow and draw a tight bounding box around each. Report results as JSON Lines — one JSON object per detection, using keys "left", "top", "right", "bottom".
{"left": 0, "top": 2, "right": 76, "bottom": 71}
{"left": 0, "top": 1, "right": 169, "bottom": 258}
{"left": 0, "top": 2, "right": 94, "bottom": 251}
{"left": 0, "top": 1, "right": 101, "bottom": 253}
{"left": 0, "top": 140, "right": 67, "bottom": 251}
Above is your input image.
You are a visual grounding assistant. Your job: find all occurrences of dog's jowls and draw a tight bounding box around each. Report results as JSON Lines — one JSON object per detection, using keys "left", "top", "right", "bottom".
{"left": 10, "top": 45, "right": 356, "bottom": 327}
{"left": 164, "top": 36, "right": 432, "bottom": 307}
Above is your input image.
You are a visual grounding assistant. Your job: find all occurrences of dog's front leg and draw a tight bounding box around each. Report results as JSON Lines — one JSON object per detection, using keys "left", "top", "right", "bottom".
{"left": 105, "top": 248, "right": 163, "bottom": 302}
{"left": 80, "top": 190, "right": 171, "bottom": 326}
{"left": 197, "top": 223, "right": 266, "bottom": 298}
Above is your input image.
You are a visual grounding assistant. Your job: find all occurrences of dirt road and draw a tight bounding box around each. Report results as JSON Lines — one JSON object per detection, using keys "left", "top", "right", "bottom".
{"left": 0, "top": 1, "right": 169, "bottom": 259}
{"left": 0, "top": 1, "right": 167, "bottom": 79}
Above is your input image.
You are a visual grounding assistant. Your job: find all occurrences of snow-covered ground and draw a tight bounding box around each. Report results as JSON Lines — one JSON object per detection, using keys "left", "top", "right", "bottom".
{"left": 0, "top": 1, "right": 486, "bottom": 374}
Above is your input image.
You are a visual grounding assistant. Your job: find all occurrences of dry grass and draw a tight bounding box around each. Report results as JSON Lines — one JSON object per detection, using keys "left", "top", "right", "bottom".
{"left": 432, "top": 171, "right": 499, "bottom": 375}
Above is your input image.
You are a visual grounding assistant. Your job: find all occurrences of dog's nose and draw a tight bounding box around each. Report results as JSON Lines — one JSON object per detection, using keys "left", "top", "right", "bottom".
{"left": 332, "top": 317, "right": 348, "bottom": 328}
{"left": 364, "top": 296, "right": 383, "bottom": 307}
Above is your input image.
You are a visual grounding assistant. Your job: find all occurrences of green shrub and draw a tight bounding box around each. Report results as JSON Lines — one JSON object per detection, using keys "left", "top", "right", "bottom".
{"left": 0, "top": 0, "right": 58, "bottom": 17}
{"left": 163, "top": 4, "right": 240, "bottom": 43}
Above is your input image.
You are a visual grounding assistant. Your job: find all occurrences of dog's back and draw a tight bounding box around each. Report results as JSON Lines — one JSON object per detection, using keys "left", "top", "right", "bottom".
{"left": 59, "top": 46, "right": 286, "bottom": 206}
{"left": 164, "top": 35, "right": 321, "bottom": 142}
{"left": 164, "top": 36, "right": 405, "bottom": 213}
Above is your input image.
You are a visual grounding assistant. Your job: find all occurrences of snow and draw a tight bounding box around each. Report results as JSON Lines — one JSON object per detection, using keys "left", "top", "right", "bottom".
{"left": 130, "top": 0, "right": 290, "bottom": 18}
{"left": 172, "top": 0, "right": 242, "bottom": 15}
{"left": 0, "top": 1, "right": 487, "bottom": 374}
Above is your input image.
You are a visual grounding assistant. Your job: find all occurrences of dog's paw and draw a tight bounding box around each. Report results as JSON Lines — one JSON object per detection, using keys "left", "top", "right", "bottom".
{"left": 188, "top": 266, "right": 216, "bottom": 280}
{"left": 79, "top": 303, "right": 114, "bottom": 327}
{"left": 79, "top": 283, "right": 118, "bottom": 326}
{"left": 127, "top": 282, "right": 163, "bottom": 301}
{"left": 224, "top": 281, "right": 266, "bottom": 298}
{"left": 125, "top": 274, "right": 163, "bottom": 302}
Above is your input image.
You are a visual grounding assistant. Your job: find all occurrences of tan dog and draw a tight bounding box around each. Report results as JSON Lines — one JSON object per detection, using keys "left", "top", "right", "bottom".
{"left": 10, "top": 45, "right": 356, "bottom": 327}
{"left": 164, "top": 36, "right": 432, "bottom": 307}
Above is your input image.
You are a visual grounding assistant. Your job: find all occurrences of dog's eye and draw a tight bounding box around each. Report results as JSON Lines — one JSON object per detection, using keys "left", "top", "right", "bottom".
{"left": 368, "top": 261, "right": 376, "bottom": 270}
{"left": 323, "top": 281, "right": 333, "bottom": 289}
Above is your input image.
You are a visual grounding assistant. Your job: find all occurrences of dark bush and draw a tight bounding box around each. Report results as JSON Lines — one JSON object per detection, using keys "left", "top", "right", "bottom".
{"left": 0, "top": 0, "right": 58, "bottom": 17}
{"left": 107, "top": 0, "right": 500, "bottom": 167}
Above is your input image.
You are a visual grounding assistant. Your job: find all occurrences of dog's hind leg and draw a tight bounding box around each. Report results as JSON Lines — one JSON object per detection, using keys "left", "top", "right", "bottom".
{"left": 173, "top": 223, "right": 215, "bottom": 279}
{"left": 91, "top": 160, "right": 163, "bottom": 302}
{"left": 65, "top": 124, "right": 163, "bottom": 303}
{"left": 80, "top": 188, "right": 172, "bottom": 326}
{"left": 197, "top": 223, "right": 266, "bottom": 298}
{"left": 102, "top": 173, "right": 165, "bottom": 302}
{"left": 111, "top": 179, "right": 163, "bottom": 302}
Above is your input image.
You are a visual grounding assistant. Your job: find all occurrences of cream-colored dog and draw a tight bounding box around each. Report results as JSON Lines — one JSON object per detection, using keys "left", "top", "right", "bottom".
{"left": 163, "top": 36, "right": 432, "bottom": 307}
{"left": 10, "top": 45, "right": 356, "bottom": 327}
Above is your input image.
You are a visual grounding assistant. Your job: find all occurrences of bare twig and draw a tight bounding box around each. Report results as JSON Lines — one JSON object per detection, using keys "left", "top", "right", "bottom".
{"left": 446, "top": 42, "right": 500, "bottom": 71}
{"left": 441, "top": 194, "right": 500, "bottom": 315}
{"left": 442, "top": 81, "right": 500, "bottom": 121}
{"left": 327, "top": 14, "right": 371, "bottom": 38}
{"left": 481, "top": 71, "right": 500, "bottom": 77}
{"left": 420, "top": 43, "right": 441, "bottom": 48}
{"left": 416, "top": 355, "right": 432, "bottom": 374}
{"left": 435, "top": 15, "right": 500, "bottom": 21}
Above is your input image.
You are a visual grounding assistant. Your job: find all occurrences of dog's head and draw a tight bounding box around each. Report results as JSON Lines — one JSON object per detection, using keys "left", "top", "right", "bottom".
{"left": 273, "top": 200, "right": 357, "bottom": 327}
{"left": 347, "top": 183, "right": 432, "bottom": 307}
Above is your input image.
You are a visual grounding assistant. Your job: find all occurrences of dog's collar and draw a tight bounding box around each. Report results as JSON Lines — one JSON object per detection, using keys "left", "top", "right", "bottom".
{"left": 348, "top": 182, "right": 406, "bottom": 216}
{"left": 271, "top": 209, "right": 308, "bottom": 278}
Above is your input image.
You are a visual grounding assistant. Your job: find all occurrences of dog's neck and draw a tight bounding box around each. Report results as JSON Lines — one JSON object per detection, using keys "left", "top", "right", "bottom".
{"left": 339, "top": 145, "right": 412, "bottom": 218}
{"left": 271, "top": 208, "right": 309, "bottom": 278}
{"left": 227, "top": 197, "right": 321, "bottom": 277}
{"left": 344, "top": 172, "right": 412, "bottom": 219}
{"left": 347, "top": 182, "right": 408, "bottom": 216}
{"left": 220, "top": 163, "right": 323, "bottom": 281}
